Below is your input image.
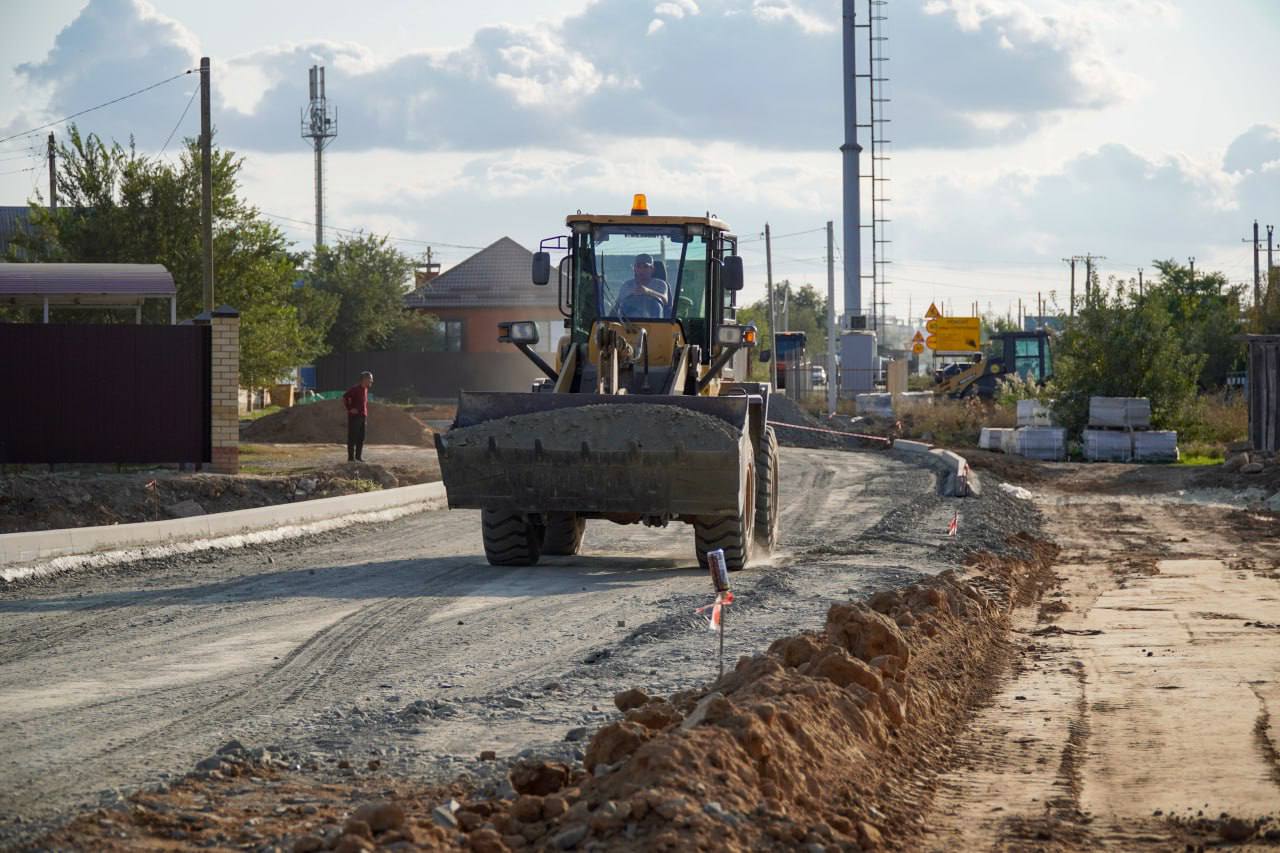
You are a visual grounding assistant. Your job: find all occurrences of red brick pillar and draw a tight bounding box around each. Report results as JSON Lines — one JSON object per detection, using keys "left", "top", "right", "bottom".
{"left": 206, "top": 306, "right": 241, "bottom": 474}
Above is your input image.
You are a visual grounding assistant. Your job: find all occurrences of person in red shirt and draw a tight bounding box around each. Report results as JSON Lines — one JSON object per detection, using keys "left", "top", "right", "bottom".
{"left": 342, "top": 371, "right": 373, "bottom": 461}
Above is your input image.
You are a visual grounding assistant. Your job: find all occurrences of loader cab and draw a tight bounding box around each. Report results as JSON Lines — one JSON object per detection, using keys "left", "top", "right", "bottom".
{"left": 533, "top": 209, "right": 742, "bottom": 367}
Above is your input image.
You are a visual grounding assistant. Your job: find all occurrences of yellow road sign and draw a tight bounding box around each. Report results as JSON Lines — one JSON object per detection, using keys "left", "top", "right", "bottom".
{"left": 912, "top": 342, "right": 924, "bottom": 355}
{"left": 927, "top": 317, "right": 982, "bottom": 351}
{"left": 925, "top": 302, "right": 942, "bottom": 319}
{"left": 912, "top": 330, "right": 925, "bottom": 344}
{"left": 925, "top": 334, "right": 937, "bottom": 349}
{"left": 925, "top": 319, "right": 937, "bottom": 334}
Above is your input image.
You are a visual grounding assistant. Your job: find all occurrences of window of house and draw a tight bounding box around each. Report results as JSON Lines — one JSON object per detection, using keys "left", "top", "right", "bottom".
{"left": 436, "top": 320, "right": 463, "bottom": 352}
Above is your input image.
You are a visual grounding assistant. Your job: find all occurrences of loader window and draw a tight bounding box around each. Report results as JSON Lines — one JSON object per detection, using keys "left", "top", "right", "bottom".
{"left": 1014, "top": 337, "right": 1043, "bottom": 381}
{"left": 589, "top": 226, "right": 709, "bottom": 339}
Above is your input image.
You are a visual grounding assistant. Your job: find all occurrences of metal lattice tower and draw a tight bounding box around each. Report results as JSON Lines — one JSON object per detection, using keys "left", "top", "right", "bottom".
{"left": 301, "top": 66, "right": 337, "bottom": 252}
{"left": 868, "top": 0, "right": 892, "bottom": 330}
{"left": 853, "top": 0, "right": 892, "bottom": 332}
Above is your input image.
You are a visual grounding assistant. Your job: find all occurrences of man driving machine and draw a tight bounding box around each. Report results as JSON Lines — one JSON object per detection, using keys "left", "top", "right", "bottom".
{"left": 612, "top": 253, "right": 670, "bottom": 318}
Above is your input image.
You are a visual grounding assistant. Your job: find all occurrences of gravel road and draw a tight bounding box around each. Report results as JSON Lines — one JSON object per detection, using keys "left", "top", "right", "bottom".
{"left": 0, "top": 447, "right": 1003, "bottom": 840}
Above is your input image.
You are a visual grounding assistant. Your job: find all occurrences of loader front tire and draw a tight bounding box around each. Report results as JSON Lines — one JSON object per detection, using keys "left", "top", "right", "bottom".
{"left": 542, "top": 512, "right": 586, "bottom": 556}
{"left": 695, "top": 462, "right": 755, "bottom": 572}
{"left": 481, "top": 508, "right": 543, "bottom": 566}
{"left": 754, "top": 425, "right": 780, "bottom": 553}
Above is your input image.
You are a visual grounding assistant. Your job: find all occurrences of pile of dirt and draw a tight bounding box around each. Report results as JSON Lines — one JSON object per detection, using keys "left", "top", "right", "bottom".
{"left": 242, "top": 399, "right": 433, "bottom": 447}
{"left": 0, "top": 462, "right": 430, "bottom": 534}
{"left": 767, "top": 394, "right": 889, "bottom": 451}
{"left": 444, "top": 403, "right": 739, "bottom": 454}
{"left": 40, "top": 533, "right": 1060, "bottom": 851}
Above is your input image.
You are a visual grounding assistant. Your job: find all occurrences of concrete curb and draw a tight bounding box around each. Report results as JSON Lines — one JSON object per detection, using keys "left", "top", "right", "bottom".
{"left": 1, "top": 482, "right": 447, "bottom": 578}
{"left": 890, "top": 442, "right": 979, "bottom": 498}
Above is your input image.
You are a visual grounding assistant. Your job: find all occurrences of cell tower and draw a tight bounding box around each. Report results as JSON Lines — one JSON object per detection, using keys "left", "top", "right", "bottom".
{"left": 301, "top": 65, "right": 337, "bottom": 251}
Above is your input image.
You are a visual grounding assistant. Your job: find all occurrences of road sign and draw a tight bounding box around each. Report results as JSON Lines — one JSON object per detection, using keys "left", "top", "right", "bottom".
{"left": 925, "top": 334, "right": 937, "bottom": 349}
{"left": 927, "top": 317, "right": 981, "bottom": 351}
{"left": 925, "top": 319, "right": 937, "bottom": 334}
{"left": 925, "top": 302, "right": 942, "bottom": 319}
{"left": 912, "top": 331, "right": 925, "bottom": 344}
{"left": 912, "top": 342, "right": 924, "bottom": 355}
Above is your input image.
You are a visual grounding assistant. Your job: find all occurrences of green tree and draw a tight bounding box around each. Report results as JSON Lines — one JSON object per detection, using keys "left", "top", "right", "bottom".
{"left": 1052, "top": 281, "right": 1204, "bottom": 433}
{"left": 308, "top": 234, "right": 414, "bottom": 352}
{"left": 1142, "top": 260, "right": 1244, "bottom": 388}
{"left": 383, "top": 310, "right": 445, "bottom": 352}
{"left": 8, "top": 125, "right": 331, "bottom": 386}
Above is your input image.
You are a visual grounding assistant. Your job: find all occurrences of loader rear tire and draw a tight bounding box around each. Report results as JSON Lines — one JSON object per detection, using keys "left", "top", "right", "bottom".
{"left": 695, "top": 463, "right": 755, "bottom": 572}
{"left": 754, "top": 425, "right": 779, "bottom": 553}
{"left": 542, "top": 512, "right": 586, "bottom": 556}
{"left": 481, "top": 508, "right": 543, "bottom": 566}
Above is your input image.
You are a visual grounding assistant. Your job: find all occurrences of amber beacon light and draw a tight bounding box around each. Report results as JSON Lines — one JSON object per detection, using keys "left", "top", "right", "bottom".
{"left": 630, "top": 193, "right": 649, "bottom": 216}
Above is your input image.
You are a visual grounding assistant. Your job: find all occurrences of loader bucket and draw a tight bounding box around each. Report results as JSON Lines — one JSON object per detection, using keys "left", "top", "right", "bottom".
{"left": 434, "top": 392, "right": 752, "bottom": 518}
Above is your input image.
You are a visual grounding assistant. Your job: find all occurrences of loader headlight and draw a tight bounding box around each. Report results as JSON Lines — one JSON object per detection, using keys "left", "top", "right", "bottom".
{"left": 499, "top": 320, "right": 540, "bottom": 345}
{"left": 717, "top": 324, "right": 757, "bottom": 348}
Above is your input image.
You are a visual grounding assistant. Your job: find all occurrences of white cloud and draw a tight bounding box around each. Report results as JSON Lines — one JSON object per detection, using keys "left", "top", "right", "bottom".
{"left": 6, "top": 0, "right": 1162, "bottom": 154}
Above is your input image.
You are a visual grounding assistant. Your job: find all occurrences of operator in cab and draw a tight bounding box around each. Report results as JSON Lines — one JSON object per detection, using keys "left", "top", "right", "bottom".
{"left": 612, "top": 253, "right": 670, "bottom": 318}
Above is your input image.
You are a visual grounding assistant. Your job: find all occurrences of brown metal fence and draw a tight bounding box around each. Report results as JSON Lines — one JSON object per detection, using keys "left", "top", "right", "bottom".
{"left": 1248, "top": 335, "right": 1280, "bottom": 452}
{"left": 0, "top": 324, "right": 210, "bottom": 464}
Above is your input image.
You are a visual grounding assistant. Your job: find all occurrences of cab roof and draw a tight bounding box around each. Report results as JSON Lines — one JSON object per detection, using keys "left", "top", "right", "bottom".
{"left": 565, "top": 213, "right": 732, "bottom": 232}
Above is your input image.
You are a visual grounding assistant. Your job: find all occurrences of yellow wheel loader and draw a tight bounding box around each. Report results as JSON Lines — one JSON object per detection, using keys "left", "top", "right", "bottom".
{"left": 434, "top": 195, "right": 779, "bottom": 571}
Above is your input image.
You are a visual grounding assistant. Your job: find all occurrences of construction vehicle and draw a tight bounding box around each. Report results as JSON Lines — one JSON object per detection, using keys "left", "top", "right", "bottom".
{"left": 434, "top": 195, "right": 778, "bottom": 571}
{"left": 933, "top": 329, "right": 1054, "bottom": 398}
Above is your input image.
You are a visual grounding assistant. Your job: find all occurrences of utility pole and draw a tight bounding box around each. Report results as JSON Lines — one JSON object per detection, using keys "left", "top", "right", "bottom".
{"left": 1247, "top": 220, "right": 1261, "bottom": 307}
{"left": 765, "top": 223, "right": 778, "bottom": 391}
{"left": 840, "top": 0, "right": 863, "bottom": 326}
{"left": 46, "top": 131, "right": 56, "bottom": 208}
{"left": 1063, "top": 257, "right": 1077, "bottom": 315}
{"left": 200, "top": 56, "right": 213, "bottom": 313}
{"left": 1138, "top": 267, "right": 1144, "bottom": 296}
{"left": 302, "top": 65, "right": 338, "bottom": 252}
{"left": 826, "top": 221, "right": 837, "bottom": 415}
{"left": 1268, "top": 224, "right": 1274, "bottom": 281}
{"left": 1188, "top": 255, "right": 1196, "bottom": 278}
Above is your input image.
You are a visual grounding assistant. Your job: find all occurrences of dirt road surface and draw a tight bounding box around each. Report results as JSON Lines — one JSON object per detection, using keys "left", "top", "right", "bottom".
{"left": 922, "top": 484, "right": 1280, "bottom": 849}
{"left": 1, "top": 447, "right": 995, "bottom": 844}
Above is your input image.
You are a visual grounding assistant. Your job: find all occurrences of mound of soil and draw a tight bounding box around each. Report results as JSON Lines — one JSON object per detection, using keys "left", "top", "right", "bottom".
{"left": 42, "top": 534, "right": 1061, "bottom": 852}
{"left": 0, "top": 462, "right": 431, "bottom": 534}
{"left": 242, "top": 399, "right": 432, "bottom": 447}
{"left": 767, "top": 393, "right": 889, "bottom": 451}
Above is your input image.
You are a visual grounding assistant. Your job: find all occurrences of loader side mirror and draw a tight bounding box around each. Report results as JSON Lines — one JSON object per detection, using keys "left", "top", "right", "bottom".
{"left": 759, "top": 349, "right": 772, "bottom": 363}
{"left": 722, "top": 255, "right": 744, "bottom": 292}
{"left": 532, "top": 252, "right": 551, "bottom": 286}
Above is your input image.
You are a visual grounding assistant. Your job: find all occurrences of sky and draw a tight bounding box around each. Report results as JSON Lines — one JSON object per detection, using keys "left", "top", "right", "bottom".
{"left": 1, "top": 0, "right": 1278, "bottom": 323}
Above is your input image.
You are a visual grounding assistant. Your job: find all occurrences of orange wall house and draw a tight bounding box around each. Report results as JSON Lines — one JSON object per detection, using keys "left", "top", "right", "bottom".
{"left": 403, "top": 237, "right": 565, "bottom": 355}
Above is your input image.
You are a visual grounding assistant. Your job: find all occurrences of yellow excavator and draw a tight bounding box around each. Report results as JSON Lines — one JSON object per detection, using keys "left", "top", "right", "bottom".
{"left": 435, "top": 195, "right": 778, "bottom": 571}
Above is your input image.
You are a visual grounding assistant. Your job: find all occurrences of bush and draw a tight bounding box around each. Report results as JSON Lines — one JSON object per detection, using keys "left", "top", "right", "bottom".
{"left": 1051, "top": 284, "right": 1203, "bottom": 434}
{"left": 896, "top": 397, "right": 1012, "bottom": 447}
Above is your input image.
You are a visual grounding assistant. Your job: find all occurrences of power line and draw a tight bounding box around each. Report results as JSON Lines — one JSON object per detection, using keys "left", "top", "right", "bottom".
{"left": 159, "top": 82, "right": 200, "bottom": 155}
{"left": 260, "top": 211, "right": 485, "bottom": 251}
{"left": 0, "top": 166, "right": 37, "bottom": 177}
{"left": 739, "top": 226, "right": 826, "bottom": 244}
{"left": 0, "top": 68, "right": 196, "bottom": 146}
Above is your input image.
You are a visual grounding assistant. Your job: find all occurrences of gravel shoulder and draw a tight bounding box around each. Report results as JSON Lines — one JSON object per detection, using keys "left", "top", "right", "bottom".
{"left": 0, "top": 446, "right": 1005, "bottom": 844}
{"left": 921, "top": 484, "right": 1280, "bottom": 849}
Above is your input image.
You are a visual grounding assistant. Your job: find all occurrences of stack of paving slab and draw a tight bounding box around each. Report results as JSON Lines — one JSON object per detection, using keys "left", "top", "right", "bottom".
{"left": 854, "top": 393, "right": 894, "bottom": 417}
{"left": 1082, "top": 396, "right": 1178, "bottom": 462}
{"left": 979, "top": 427, "right": 1014, "bottom": 451}
{"left": 1014, "top": 426, "right": 1067, "bottom": 460}
{"left": 1016, "top": 399, "right": 1054, "bottom": 426}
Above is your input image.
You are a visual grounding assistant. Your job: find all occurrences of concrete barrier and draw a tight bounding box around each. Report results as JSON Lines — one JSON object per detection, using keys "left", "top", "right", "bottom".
{"left": 890, "top": 442, "right": 978, "bottom": 498}
{"left": 1, "top": 482, "right": 447, "bottom": 578}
